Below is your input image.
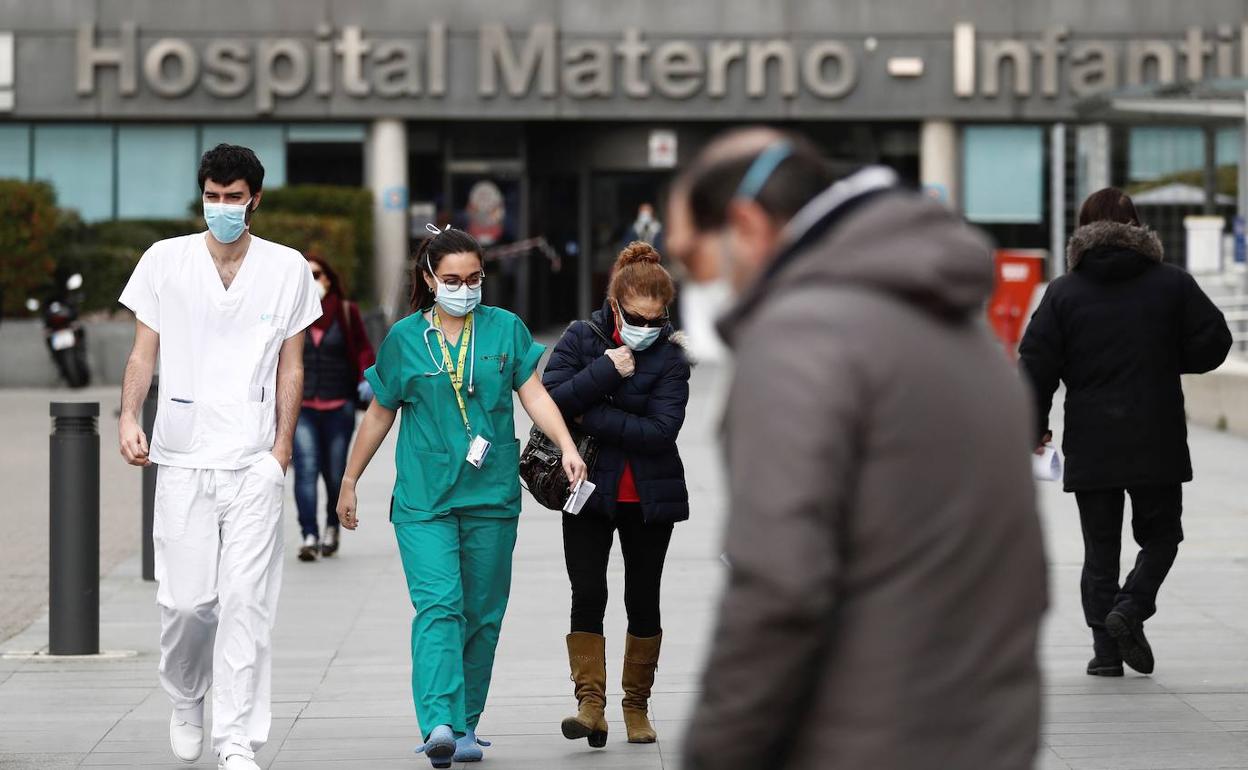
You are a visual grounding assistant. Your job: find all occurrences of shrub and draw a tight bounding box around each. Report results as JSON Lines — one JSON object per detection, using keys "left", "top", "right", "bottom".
{"left": 0, "top": 180, "right": 58, "bottom": 316}
{"left": 51, "top": 215, "right": 197, "bottom": 314}
{"left": 261, "top": 186, "right": 374, "bottom": 300}
{"left": 250, "top": 212, "right": 357, "bottom": 294}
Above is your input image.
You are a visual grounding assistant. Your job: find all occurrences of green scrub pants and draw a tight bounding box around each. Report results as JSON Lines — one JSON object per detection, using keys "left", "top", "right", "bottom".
{"left": 394, "top": 512, "right": 519, "bottom": 740}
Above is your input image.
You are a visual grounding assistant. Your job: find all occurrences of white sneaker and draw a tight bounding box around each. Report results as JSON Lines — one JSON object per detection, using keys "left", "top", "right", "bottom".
{"left": 169, "top": 712, "right": 203, "bottom": 763}
{"left": 298, "top": 533, "right": 319, "bottom": 562}
{"left": 321, "top": 526, "right": 339, "bottom": 557}
{"left": 219, "top": 754, "right": 261, "bottom": 770}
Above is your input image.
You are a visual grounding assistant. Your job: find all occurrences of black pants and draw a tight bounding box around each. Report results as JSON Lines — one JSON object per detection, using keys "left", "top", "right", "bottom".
{"left": 563, "top": 503, "right": 673, "bottom": 638}
{"left": 1076, "top": 485, "right": 1183, "bottom": 651}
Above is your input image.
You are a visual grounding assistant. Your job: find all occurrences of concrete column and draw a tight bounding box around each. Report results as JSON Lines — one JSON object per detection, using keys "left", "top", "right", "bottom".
{"left": 366, "top": 119, "right": 409, "bottom": 320}
{"left": 1050, "top": 123, "right": 1067, "bottom": 279}
{"left": 1203, "top": 126, "right": 1217, "bottom": 216}
{"left": 1240, "top": 92, "right": 1248, "bottom": 222}
{"left": 1075, "top": 123, "right": 1111, "bottom": 204}
{"left": 920, "top": 120, "right": 958, "bottom": 209}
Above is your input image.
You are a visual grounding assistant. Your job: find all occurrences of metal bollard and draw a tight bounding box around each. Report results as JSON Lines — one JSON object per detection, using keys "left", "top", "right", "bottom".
{"left": 49, "top": 401, "right": 100, "bottom": 656}
{"left": 141, "top": 377, "right": 158, "bottom": 582}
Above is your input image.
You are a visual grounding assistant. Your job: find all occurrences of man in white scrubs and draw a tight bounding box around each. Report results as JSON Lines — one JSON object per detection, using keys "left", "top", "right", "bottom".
{"left": 117, "top": 144, "right": 322, "bottom": 770}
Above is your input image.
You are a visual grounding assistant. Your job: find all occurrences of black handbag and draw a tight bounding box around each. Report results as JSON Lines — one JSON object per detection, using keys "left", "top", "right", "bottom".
{"left": 519, "top": 320, "right": 614, "bottom": 511}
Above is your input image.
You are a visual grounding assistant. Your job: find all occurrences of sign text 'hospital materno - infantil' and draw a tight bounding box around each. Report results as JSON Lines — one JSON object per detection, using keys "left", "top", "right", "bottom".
{"left": 75, "top": 22, "right": 1248, "bottom": 113}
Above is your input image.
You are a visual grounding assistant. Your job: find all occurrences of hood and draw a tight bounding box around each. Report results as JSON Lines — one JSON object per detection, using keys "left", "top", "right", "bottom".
{"left": 1067, "top": 221, "right": 1163, "bottom": 281}
{"left": 720, "top": 192, "right": 995, "bottom": 343}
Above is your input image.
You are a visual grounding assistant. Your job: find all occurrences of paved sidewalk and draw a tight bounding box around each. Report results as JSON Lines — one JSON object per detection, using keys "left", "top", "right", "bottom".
{"left": 0, "top": 386, "right": 142, "bottom": 642}
{"left": 1, "top": 364, "right": 1247, "bottom": 769}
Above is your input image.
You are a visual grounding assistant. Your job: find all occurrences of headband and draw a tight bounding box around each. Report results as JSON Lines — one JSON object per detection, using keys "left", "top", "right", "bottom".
{"left": 735, "top": 140, "right": 794, "bottom": 200}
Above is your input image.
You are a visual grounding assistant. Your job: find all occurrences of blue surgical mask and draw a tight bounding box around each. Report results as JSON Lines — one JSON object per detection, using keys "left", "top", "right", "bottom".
{"left": 204, "top": 198, "right": 252, "bottom": 244}
{"left": 616, "top": 312, "right": 663, "bottom": 352}
{"left": 434, "top": 279, "right": 481, "bottom": 318}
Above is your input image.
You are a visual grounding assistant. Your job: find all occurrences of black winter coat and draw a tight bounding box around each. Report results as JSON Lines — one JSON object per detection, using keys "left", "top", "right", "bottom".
{"left": 542, "top": 303, "right": 692, "bottom": 523}
{"left": 1019, "top": 220, "right": 1232, "bottom": 491}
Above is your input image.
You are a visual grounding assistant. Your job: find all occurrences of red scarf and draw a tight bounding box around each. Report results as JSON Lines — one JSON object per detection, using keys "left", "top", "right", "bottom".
{"left": 312, "top": 292, "right": 341, "bottom": 332}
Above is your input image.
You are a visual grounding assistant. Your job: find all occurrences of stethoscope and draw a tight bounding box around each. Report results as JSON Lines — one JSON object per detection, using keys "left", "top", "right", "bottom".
{"left": 422, "top": 318, "right": 477, "bottom": 397}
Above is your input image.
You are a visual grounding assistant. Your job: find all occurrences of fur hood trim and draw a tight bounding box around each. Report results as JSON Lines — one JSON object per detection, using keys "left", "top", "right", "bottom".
{"left": 1067, "top": 221, "right": 1163, "bottom": 270}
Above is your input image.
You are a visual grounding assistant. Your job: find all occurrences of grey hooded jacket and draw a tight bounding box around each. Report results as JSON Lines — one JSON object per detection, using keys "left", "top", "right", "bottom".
{"left": 685, "top": 187, "right": 1048, "bottom": 770}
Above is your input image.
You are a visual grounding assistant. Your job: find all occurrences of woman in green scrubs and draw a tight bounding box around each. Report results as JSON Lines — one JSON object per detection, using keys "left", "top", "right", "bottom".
{"left": 336, "top": 226, "right": 587, "bottom": 769}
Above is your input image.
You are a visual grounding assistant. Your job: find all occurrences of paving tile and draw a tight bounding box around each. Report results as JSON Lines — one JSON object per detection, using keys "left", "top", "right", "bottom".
{"left": 3, "top": 367, "right": 1248, "bottom": 769}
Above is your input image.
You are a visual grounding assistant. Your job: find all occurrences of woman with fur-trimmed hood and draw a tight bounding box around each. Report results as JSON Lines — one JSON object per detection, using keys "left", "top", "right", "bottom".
{"left": 1020, "top": 188, "right": 1231, "bottom": 679}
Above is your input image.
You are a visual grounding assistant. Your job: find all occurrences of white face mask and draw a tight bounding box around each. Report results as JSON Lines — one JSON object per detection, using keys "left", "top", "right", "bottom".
{"left": 434, "top": 279, "right": 482, "bottom": 317}
{"left": 678, "top": 280, "right": 732, "bottom": 363}
{"left": 317, "top": 281, "right": 329, "bottom": 300}
{"left": 616, "top": 312, "right": 663, "bottom": 352}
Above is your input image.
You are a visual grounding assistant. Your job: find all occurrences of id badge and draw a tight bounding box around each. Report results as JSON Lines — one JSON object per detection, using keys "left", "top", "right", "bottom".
{"left": 466, "top": 435, "right": 492, "bottom": 468}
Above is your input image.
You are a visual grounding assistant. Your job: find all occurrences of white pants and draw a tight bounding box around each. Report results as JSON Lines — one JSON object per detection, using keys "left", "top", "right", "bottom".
{"left": 153, "top": 455, "right": 286, "bottom": 761}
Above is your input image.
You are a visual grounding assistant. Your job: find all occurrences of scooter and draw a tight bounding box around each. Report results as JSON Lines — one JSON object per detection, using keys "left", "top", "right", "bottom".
{"left": 26, "top": 273, "right": 91, "bottom": 389}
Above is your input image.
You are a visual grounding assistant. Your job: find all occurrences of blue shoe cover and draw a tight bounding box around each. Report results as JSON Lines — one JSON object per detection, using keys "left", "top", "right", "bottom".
{"left": 415, "top": 725, "right": 456, "bottom": 768}
{"left": 454, "top": 729, "right": 491, "bottom": 762}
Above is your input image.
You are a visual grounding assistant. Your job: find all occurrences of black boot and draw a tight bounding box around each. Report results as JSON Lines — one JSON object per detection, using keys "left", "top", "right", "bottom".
{"left": 1087, "top": 656, "right": 1124, "bottom": 677}
{"left": 1106, "top": 610, "right": 1154, "bottom": 674}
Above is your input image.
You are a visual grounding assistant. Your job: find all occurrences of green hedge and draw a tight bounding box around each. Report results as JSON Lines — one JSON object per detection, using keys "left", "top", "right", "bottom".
{"left": 251, "top": 212, "right": 357, "bottom": 293}
{"left": 51, "top": 214, "right": 198, "bottom": 314}
{"left": 0, "top": 182, "right": 372, "bottom": 316}
{"left": 261, "top": 186, "right": 374, "bottom": 301}
{"left": 0, "top": 180, "right": 58, "bottom": 316}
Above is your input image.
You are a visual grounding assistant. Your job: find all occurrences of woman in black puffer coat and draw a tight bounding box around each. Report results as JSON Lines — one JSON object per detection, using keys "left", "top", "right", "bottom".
{"left": 1020, "top": 188, "right": 1231, "bottom": 679}
{"left": 542, "top": 241, "right": 691, "bottom": 749}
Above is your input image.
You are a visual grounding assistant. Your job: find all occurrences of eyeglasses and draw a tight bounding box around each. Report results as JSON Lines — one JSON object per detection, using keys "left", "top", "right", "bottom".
{"left": 438, "top": 273, "right": 485, "bottom": 291}
{"left": 618, "top": 303, "right": 669, "bottom": 329}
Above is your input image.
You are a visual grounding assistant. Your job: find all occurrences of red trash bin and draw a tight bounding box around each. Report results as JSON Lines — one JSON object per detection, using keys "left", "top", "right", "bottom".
{"left": 988, "top": 249, "right": 1046, "bottom": 359}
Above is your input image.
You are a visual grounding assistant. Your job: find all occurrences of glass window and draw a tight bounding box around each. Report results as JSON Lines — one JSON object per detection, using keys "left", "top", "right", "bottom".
{"left": 1216, "top": 127, "right": 1241, "bottom": 167}
{"left": 1128, "top": 127, "right": 1204, "bottom": 182}
{"left": 287, "top": 123, "right": 366, "bottom": 143}
{"left": 963, "top": 125, "right": 1044, "bottom": 224}
{"left": 33, "top": 124, "right": 114, "bottom": 221}
{"left": 199, "top": 124, "right": 286, "bottom": 189}
{"left": 118, "top": 125, "right": 199, "bottom": 219}
{"left": 0, "top": 123, "right": 30, "bottom": 180}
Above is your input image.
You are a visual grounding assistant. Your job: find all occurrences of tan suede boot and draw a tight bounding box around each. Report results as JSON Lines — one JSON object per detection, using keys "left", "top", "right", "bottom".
{"left": 561, "top": 632, "right": 609, "bottom": 748}
{"left": 621, "top": 632, "right": 662, "bottom": 743}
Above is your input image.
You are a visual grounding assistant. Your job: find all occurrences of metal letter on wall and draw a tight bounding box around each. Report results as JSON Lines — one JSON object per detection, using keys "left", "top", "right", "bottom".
{"left": 981, "top": 39, "right": 1032, "bottom": 97}
{"left": 803, "top": 41, "right": 856, "bottom": 99}
{"left": 203, "top": 40, "right": 252, "bottom": 98}
{"left": 953, "top": 23, "right": 976, "bottom": 98}
{"left": 479, "top": 23, "right": 556, "bottom": 98}
{"left": 256, "top": 39, "right": 311, "bottom": 114}
{"left": 652, "top": 41, "right": 703, "bottom": 99}
{"left": 143, "top": 38, "right": 199, "bottom": 97}
{"left": 77, "top": 22, "right": 137, "bottom": 96}
{"left": 1127, "top": 40, "right": 1177, "bottom": 86}
{"left": 746, "top": 40, "right": 797, "bottom": 98}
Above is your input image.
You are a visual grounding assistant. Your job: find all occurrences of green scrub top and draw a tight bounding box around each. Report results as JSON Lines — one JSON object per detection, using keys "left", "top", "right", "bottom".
{"left": 364, "top": 305, "right": 545, "bottom": 523}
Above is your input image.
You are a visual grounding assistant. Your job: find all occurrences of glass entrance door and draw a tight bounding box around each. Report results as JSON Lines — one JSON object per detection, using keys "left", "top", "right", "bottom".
{"left": 589, "top": 171, "right": 673, "bottom": 304}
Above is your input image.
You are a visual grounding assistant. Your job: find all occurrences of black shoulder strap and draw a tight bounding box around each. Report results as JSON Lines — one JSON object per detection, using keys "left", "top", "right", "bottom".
{"left": 583, "top": 320, "right": 614, "bottom": 347}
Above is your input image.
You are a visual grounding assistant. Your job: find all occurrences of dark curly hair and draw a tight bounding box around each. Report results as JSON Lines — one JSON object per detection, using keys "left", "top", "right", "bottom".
{"left": 197, "top": 144, "right": 265, "bottom": 196}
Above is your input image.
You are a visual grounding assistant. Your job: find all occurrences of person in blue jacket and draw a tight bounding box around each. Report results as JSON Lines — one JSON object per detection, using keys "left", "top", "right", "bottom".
{"left": 541, "top": 240, "right": 692, "bottom": 748}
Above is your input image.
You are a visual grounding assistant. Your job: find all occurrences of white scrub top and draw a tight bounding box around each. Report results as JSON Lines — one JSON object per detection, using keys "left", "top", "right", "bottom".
{"left": 119, "top": 232, "right": 322, "bottom": 470}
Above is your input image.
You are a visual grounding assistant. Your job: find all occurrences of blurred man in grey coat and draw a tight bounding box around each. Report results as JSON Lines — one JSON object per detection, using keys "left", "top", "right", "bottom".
{"left": 667, "top": 128, "right": 1048, "bottom": 770}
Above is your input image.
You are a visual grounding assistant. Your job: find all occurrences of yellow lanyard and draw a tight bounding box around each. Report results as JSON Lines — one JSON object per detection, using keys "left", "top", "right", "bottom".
{"left": 432, "top": 312, "right": 474, "bottom": 435}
